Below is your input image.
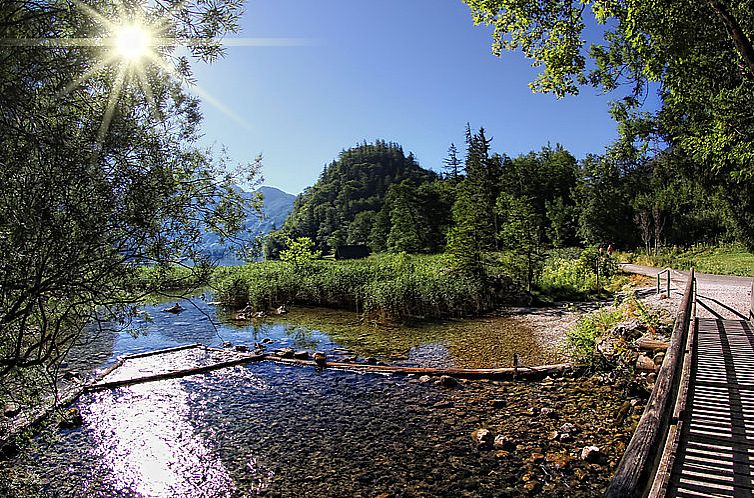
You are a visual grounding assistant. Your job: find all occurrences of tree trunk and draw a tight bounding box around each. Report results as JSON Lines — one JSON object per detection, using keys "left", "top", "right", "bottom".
{"left": 707, "top": 0, "right": 754, "bottom": 79}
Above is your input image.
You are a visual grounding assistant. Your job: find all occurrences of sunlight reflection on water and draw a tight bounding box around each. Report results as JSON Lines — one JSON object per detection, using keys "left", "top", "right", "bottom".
{"left": 82, "top": 370, "right": 271, "bottom": 497}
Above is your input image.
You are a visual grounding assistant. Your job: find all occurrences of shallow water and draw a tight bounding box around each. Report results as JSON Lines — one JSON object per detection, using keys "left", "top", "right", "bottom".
{"left": 3, "top": 297, "right": 631, "bottom": 498}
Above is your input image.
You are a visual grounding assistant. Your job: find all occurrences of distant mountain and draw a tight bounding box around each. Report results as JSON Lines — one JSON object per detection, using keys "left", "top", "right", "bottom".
{"left": 201, "top": 186, "right": 295, "bottom": 264}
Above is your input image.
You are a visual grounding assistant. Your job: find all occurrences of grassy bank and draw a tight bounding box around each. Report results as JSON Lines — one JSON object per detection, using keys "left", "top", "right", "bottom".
{"left": 627, "top": 245, "right": 754, "bottom": 277}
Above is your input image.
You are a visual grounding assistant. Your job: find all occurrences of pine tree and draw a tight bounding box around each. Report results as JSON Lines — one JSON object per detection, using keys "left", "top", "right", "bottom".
{"left": 442, "top": 143, "right": 463, "bottom": 180}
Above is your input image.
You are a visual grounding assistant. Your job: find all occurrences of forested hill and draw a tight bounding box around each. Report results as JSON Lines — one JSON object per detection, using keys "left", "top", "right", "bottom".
{"left": 270, "top": 140, "right": 447, "bottom": 255}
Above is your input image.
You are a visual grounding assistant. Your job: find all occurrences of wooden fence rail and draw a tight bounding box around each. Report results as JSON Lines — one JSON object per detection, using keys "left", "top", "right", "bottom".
{"left": 604, "top": 268, "right": 695, "bottom": 498}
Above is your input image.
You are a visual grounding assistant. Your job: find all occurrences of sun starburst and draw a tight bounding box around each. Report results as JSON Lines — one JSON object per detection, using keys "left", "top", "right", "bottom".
{"left": 1, "top": 1, "right": 308, "bottom": 157}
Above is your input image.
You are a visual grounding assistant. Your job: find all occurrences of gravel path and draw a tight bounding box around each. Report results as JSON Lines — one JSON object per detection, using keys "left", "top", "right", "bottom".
{"left": 621, "top": 263, "right": 753, "bottom": 321}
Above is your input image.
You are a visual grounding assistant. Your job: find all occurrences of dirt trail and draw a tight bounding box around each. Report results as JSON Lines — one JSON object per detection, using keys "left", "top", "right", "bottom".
{"left": 621, "top": 263, "right": 752, "bottom": 320}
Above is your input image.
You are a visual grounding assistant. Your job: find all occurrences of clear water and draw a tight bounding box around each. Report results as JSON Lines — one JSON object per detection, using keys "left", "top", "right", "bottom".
{"left": 4, "top": 297, "right": 624, "bottom": 497}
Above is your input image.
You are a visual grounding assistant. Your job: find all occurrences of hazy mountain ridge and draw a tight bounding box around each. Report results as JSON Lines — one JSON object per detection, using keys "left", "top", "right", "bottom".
{"left": 202, "top": 186, "right": 295, "bottom": 263}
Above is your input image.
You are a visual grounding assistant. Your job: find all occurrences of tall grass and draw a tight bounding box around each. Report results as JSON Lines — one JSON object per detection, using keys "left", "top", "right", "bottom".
{"left": 213, "top": 253, "right": 520, "bottom": 323}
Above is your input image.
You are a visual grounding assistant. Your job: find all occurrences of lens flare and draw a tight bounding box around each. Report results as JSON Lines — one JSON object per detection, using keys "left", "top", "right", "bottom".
{"left": 114, "top": 24, "right": 151, "bottom": 62}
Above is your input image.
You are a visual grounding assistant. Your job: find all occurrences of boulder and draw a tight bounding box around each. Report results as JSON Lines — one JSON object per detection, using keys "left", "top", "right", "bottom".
{"left": 636, "top": 354, "right": 657, "bottom": 372}
{"left": 234, "top": 345, "right": 249, "bottom": 353}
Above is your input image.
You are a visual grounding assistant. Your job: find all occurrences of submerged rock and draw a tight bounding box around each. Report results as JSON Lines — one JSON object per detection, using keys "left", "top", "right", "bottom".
{"left": 4, "top": 403, "right": 21, "bottom": 418}
{"left": 163, "top": 303, "right": 184, "bottom": 314}
{"left": 438, "top": 375, "right": 458, "bottom": 388}
{"left": 293, "top": 351, "right": 309, "bottom": 360}
{"left": 59, "top": 407, "right": 83, "bottom": 429}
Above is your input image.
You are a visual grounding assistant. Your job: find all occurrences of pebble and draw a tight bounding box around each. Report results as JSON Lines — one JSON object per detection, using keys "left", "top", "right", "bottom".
{"left": 471, "top": 428, "right": 493, "bottom": 449}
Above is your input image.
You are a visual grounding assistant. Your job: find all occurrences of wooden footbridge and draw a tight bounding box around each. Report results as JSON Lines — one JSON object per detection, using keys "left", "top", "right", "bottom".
{"left": 606, "top": 270, "right": 754, "bottom": 497}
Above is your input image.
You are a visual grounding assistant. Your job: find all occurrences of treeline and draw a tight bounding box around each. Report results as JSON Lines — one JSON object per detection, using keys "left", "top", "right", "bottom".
{"left": 266, "top": 129, "right": 747, "bottom": 262}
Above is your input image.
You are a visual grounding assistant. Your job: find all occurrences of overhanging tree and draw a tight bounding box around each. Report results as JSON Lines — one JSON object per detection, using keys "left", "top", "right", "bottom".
{"left": 0, "top": 0, "right": 259, "bottom": 404}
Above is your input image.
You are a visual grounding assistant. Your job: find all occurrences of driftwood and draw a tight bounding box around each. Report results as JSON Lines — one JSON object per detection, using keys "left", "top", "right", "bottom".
{"left": 636, "top": 337, "right": 670, "bottom": 352}
{"left": 86, "top": 353, "right": 264, "bottom": 391}
{"left": 605, "top": 268, "right": 695, "bottom": 498}
{"left": 263, "top": 356, "right": 580, "bottom": 380}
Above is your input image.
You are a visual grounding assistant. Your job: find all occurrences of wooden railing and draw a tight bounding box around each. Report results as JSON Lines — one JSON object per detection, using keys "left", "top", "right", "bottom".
{"left": 604, "top": 268, "right": 696, "bottom": 498}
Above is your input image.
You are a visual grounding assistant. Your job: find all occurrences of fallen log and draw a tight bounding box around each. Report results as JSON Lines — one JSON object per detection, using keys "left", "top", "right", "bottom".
{"left": 263, "top": 356, "right": 581, "bottom": 380}
{"left": 636, "top": 337, "right": 670, "bottom": 352}
{"left": 85, "top": 353, "right": 265, "bottom": 391}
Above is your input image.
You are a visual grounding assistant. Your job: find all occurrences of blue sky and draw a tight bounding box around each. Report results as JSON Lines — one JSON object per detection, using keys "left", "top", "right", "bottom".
{"left": 192, "top": 0, "right": 628, "bottom": 195}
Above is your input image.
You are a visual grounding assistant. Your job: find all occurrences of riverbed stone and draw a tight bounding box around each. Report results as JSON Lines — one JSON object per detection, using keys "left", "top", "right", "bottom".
{"left": 438, "top": 375, "right": 458, "bottom": 388}
{"left": 4, "top": 403, "right": 21, "bottom": 418}
{"left": 546, "top": 452, "right": 573, "bottom": 470}
{"left": 471, "top": 428, "right": 493, "bottom": 449}
{"left": 490, "top": 399, "right": 506, "bottom": 408}
{"left": 580, "top": 445, "right": 606, "bottom": 464}
{"left": 58, "top": 407, "right": 82, "bottom": 429}
{"left": 234, "top": 345, "right": 249, "bottom": 353}
{"left": 313, "top": 352, "right": 326, "bottom": 365}
{"left": 277, "top": 348, "right": 295, "bottom": 358}
{"left": 293, "top": 351, "right": 309, "bottom": 360}
{"left": 418, "top": 375, "right": 432, "bottom": 383}
{"left": 494, "top": 434, "right": 515, "bottom": 451}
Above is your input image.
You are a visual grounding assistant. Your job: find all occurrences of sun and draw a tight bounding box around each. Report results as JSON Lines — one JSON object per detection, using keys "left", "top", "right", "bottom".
{"left": 113, "top": 24, "right": 152, "bottom": 62}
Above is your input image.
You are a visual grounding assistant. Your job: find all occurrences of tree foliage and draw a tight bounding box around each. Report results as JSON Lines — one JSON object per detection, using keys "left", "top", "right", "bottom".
{"left": 0, "top": 0, "right": 258, "bottom": 399}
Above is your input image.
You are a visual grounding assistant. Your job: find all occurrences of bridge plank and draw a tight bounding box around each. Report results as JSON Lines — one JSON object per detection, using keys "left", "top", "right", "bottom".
{"left": 667, "top": 318, "right": 754, "bottom": 496}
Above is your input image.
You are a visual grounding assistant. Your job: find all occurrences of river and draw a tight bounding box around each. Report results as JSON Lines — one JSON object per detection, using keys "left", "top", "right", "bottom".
{"left": 2, "top": 295, "right": 632, "bottom": 497}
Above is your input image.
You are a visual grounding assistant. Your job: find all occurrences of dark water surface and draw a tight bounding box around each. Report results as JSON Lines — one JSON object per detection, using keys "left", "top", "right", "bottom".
{"left": 4, "top": 297, "right": 628, "bottom": 497}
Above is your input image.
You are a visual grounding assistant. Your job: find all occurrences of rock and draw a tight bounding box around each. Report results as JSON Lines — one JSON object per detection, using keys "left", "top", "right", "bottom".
{"left": 162, "top": 303, "right": 184, "bottom": 314}
{"left": 62, "top": 371, "right": 80, "bottom": 381}
{"left": 494, "top": 450, "right": 510, "bottom": 459}
{"left": 275, "top": 305, "right": 287, "bottom": 315}
{"left": 252, "top": 311, "right": 266, "bottom": 318}
{"left": 234, "top": 313, "right": 247, "bottom": 321}
{"left": 293, "top": 351, "right": 309, "bottom": 360}
{"left": 234, "top": 345, "right": 249, "bottom": 353}
{"left": 524, "top": 407, "right": 539, "bottom": 416}
{"left": 547, "top": 430, "right": 559, "bottom": 441}
{"left": 653, "top": 352, "right": 666, "bottom": 366}
{"left": 418, "top": 375, "right": 432, "bottom": 383}
{"left": 438, "top": 375, "right": 458, "bottom": 388}
{"left": 313, "top": 351, "right": 326, "bottom": 365}
{"left": 261, "top": 338, "right": 274, "bottom": 344}
{"left": 636, "top": 354, "right": 657, "bottom": 372}
{"left": 540, "top": 407, "right": 559, "bottom": 419}
{"left": 471, "top": 428, "right": 493, "bottom": 449}
{"left": 4, "top": 403, "right": 21, "bottom": 418}
{"left": 523, "top": 481, "right": 540, "bottom": 493}
{"left": 560, "top": 422, "right": 577, "bottom": 434}
{"left": 432, "top": 402, "right": 454, "bottom": 409}
{"left": 364, "top": 357, "right": 377, "bottom": 365}
{"left": 59, "top": 407, "right": 83, "bottom": 429}
{"left": 647, "top": 372, "right": 657, "bottom": 384}
{"left": 558, "top": 432, "right": 574, "bottom": 443}
{"left": 526, "top": 452, "right": 545, "bottom": 464}
{"left": 222, "top": 341, "right": 232, "bottom": 348}
{"left": 490, "top": 399, "right": 506, "bottom": 408}
{"left": 493, "top": 434, "right": 515, "bottom": 451}
{"left": 276, "top": 348, "right": 295, "bottom": 359}
{"left": 580, "top": 445, "right": 606, "bottom": 464}
{"left": 546, "top": 452, "right": 573, "bottom": 470}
